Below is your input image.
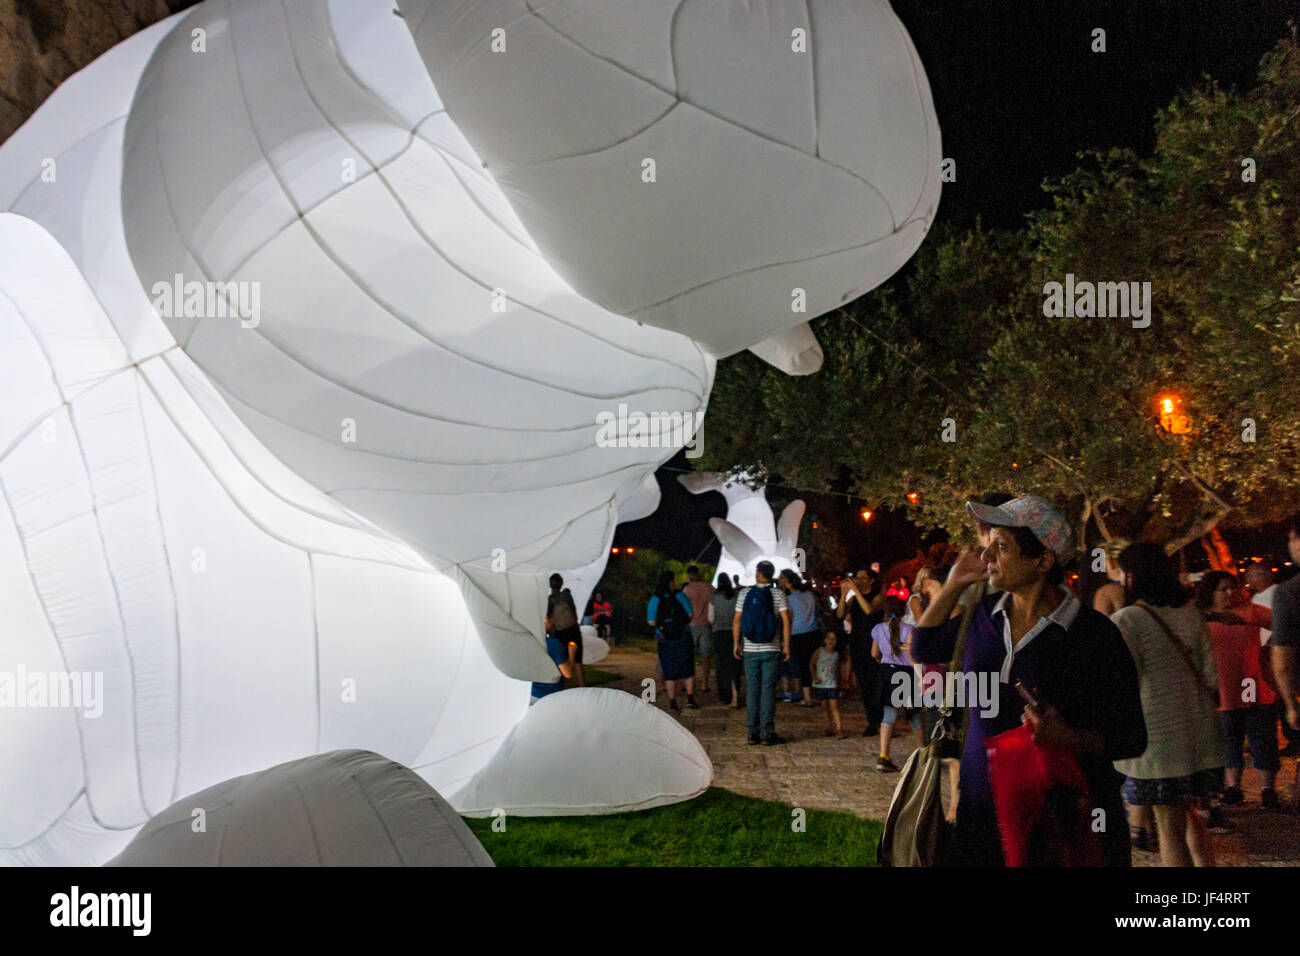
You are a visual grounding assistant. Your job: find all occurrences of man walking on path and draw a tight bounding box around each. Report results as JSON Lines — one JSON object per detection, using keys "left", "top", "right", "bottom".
{"left": 683, "top": 565, "right": 717, "bottom": 693}
{"left": 734, "top": 561, "right": 792, "bottom": 746}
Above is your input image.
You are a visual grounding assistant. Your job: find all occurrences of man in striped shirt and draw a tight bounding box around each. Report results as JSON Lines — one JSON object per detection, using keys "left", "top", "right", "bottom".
{"left": 733, "top": 561, "right": 793, "bottom": 745}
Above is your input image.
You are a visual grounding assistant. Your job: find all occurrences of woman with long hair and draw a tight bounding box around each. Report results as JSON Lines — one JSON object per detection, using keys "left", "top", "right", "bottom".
{"left": 709, "top": 572, "right": 742, "bottom": 708}
{"left": 1111, "top": 543, "right": 1223, "bottom": 866}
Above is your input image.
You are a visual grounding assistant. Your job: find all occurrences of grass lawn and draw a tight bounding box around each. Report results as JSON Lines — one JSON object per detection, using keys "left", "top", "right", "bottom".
{"left": 463, "top": 788, "right": 882, "bottom": 866}
{"left": 581, "top": 666, "right": 620, "bottom": 686}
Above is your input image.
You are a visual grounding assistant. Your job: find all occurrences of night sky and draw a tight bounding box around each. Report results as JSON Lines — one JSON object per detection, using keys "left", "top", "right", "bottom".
{"left": 617, "top": 0, "right": 1300, "bottom": 567}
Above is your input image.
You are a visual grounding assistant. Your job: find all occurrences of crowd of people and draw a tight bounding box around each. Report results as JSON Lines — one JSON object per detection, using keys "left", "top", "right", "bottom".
{"left": 535, "top": 498, "right": 1300, "bottom": 867}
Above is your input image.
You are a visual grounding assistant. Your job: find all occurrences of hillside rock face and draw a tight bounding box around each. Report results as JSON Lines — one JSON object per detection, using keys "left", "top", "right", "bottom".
{"left": 0, "top": 0, "right": 196, "bottom": 142}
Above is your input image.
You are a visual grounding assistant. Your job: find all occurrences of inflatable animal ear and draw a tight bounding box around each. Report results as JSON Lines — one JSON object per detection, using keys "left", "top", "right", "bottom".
{"left": 748, "top": 324, "right": 824, "bottom": 376}
{"left": 708, "top": 518, "right": 764, "bottom": 569}
{"left": 776, "top": 500, "right": 807, "bottom": 558}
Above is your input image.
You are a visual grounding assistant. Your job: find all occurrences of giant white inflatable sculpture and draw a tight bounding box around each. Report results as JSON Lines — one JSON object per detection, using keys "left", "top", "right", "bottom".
{"left": 0, "top": 0, "right": 940, "bottom": 865}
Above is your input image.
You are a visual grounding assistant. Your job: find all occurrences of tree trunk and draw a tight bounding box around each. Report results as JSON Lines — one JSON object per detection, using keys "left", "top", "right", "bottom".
{"left": 1163, "top": 498, "right": 1233, "bottom": 556}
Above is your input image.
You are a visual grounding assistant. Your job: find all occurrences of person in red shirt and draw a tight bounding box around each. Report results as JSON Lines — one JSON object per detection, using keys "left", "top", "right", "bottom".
{"left": 1196, "top": 571, "right": 1278, "bottom": 808}
{"left": 590, "top": 591, "right": 613, "bottom": 640}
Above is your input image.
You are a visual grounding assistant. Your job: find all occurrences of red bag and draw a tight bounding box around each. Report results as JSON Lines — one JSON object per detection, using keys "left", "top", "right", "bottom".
{"left": 985, "top": 722, "right": 1102, "bottom": 867}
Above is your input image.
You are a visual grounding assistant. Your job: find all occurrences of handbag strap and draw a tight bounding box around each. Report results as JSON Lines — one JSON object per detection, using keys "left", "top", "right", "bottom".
{"left": 1135, "top": 602, "right": 1218, "bottom": 709}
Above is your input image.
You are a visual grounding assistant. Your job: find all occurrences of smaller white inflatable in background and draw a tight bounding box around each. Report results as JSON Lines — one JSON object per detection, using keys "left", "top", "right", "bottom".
{"left": 580, "top": 624, "right": 609, "bottom": 665}
{"left": 452, "top": 688, "right": 712, "bottom": 816}
{"left": 678, "top": 472, "right": 805, "bottom": 585}
{"left": 108, "top": 750, "right": 493, "bottom": 866}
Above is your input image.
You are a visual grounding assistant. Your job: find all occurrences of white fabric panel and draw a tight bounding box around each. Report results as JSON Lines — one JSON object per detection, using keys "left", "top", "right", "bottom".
{"left": 399, "top": 0, "right": 942, "bottom": 357}
{"left": 313, "top": 555, "right": 455, "bottom": 763}
{"left": 673, "top": 1, "right": 816, "bottom": 152}
{"left": 11, "top": 122, "right": 175, "bottom": 363}
{"left": 2, "top": 409, "right": 147, "bottom": 829}
{"left": 328, "top": 0, "right": 445, "bottom": 132}
{"left": 452, "top": 688, "right": 713, "bottom": 816}
{"left": 0, "top": 214, "right": 531, "bottom": 865}
{"left": 526, "top": 0, "right": 682, "bottom": 94}
{"left": 108, "top": 750, "right": 494, "bottom": 866}
{"left": 69, "top": 373, "right": 180, "bottom": 819}
{"left": 136, "top": 372, "right": 319, "bottom": 799}
{"left": 812, "top": 0, "right": 940, "bottom": 228}
{"left": 0, "top": 794, "right": 137, "bottom": 868}
{"left": 0, "top": 488, "right": 84, "bottom": 848}
{"left": 405, "top": 587, "right": 530, "bottom": 793}
{"left": 400, "top": 0, "right": 676, "bottom": 169}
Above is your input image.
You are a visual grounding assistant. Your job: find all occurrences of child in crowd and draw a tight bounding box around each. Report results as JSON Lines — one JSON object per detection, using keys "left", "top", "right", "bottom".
{"left": 810, "top": 631, "right": 847, "bottom": 738}
{"left": 871, "top": 594, "right": 915, "bottom": 772}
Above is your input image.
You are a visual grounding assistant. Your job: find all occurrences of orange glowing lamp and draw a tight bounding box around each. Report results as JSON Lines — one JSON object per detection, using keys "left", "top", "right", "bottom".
{"left": 1156, "top": 393, "right": 1191, "bottom": 434}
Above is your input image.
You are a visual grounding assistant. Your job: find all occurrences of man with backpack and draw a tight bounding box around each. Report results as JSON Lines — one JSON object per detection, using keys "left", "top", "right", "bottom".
{"left": 546, "top": 573, "right": 585, "bottom": 688}
{"left": 733, "top": 561, "right": 793, "bottom": 745}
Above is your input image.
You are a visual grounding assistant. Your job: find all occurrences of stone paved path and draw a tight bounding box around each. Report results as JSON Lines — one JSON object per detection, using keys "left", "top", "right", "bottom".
{"left": 596, "top": 642, "right": 1300, "bottom": 866}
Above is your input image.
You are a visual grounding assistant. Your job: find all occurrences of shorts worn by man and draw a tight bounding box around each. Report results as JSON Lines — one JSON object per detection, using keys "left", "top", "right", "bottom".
{"left": 682, "top": 566, "right": 717, "bottom": 664}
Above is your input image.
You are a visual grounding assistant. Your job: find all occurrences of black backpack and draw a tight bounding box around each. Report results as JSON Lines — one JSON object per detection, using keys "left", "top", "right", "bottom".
{"left": 656, "top": 590, "right": 690, "bottom": 640}
{"left": 739, "top": 585, "right": 779, "bottom": 643}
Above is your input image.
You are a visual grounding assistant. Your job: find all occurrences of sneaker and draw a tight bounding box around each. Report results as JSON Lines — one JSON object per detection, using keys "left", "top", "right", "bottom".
{"left": 1205, "top": 806, "right": 1235, "bottom": 834}
{"left": 686, "top": 694, "right": 699, "bottom": 709}
{"left": 668, "top": 699, "right": 679, "bottom": 712}
{"left": 1130, "top": 828, "right": 1158, "bottom": 853}
{"left": 876, "top": 756, "right": 899, "bottom": 773}
{"left": 747, "top": 732, "right": 761, "bottom": 745}
{"left": 1261, "top": 787, "right": 1280, "bottom": 809}
{"left": 762, "top": 734, "right": 784, "bottom": 746}
{"left": 862, "top": 725, "right": 880, "bottom": 738}
{"left": 1220, "top": 785, "right": 1244, "bottom": 806}
{"left": 777, "top": 692, "right": 792, "bottom": 702}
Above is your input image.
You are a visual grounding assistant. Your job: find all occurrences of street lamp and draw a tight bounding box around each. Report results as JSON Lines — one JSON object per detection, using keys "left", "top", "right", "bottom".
{"left": 1156, "top": 393, "right": 1191, "bottom": 434}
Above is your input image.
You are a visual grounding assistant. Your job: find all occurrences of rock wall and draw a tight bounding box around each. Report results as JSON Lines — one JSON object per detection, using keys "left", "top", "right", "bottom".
{"left": 0, "top": 0, "right": 196, "bottom": 143}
